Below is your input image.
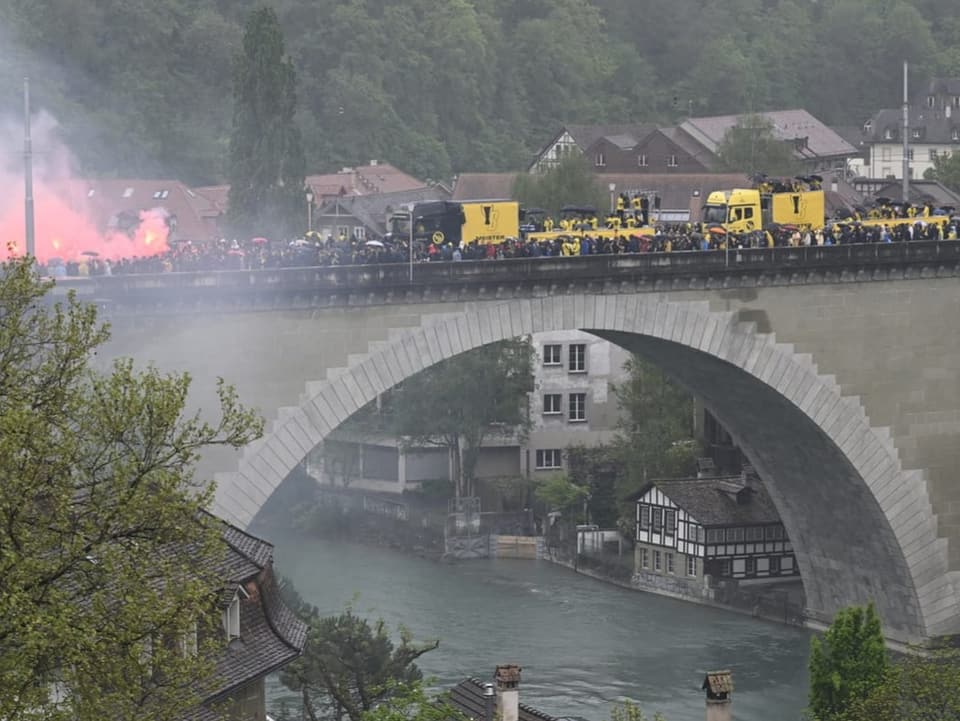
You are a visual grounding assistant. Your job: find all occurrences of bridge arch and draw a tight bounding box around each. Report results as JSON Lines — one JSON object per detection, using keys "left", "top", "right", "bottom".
{"left": 214, "top": 293, "right": 956, "bottom": 643}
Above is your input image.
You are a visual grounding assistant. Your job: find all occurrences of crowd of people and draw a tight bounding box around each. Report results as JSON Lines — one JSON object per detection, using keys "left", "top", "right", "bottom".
{"left": 39, "top": 215, "right": 960, "bottom": 278}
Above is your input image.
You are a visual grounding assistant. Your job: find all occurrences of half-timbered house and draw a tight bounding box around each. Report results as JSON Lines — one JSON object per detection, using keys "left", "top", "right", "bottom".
{"left": 629, "top": 471, "right": 798, "bottom": 598}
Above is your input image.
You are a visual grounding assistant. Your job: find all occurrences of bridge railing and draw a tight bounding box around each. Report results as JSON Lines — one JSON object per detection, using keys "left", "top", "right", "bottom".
{"left": 55, "top": 240, "right": 960, "bottom": 297}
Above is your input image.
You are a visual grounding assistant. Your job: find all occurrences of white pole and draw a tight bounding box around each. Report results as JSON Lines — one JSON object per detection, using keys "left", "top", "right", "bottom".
{"left": 902, "top": 60, "right": 910, "bottom": 203}
{"left": 408, "top": 206, "right": 414, "bottom": 282}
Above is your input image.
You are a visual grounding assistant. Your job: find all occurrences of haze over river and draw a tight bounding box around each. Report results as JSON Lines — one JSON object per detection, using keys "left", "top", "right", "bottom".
{"left": 263, "top": 526, "right": 811, "bottom": 721}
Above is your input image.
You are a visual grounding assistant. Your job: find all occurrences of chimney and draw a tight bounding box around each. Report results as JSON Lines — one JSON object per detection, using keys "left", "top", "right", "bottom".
{"left": 702, "top": 670, "right": 733, "bottom": 721}
{"left": 494, "top": 664, "right": 521, "bottom": 721}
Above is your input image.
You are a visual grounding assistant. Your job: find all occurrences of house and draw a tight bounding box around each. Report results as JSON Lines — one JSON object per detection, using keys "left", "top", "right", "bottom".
{"left": 192, "top": 520, "right": 308, "bottom": 721}
{"left": 862, "top": 77, "right": 960, "bottom": 181}
{"left": 312, "top": 186, "right": 450, "bottom": 241}
{"left": 78, "top": 178, "right": 221, "bottom": 242}
{"left": 448, "top": 665, "right": 559, "bottom": 721}
{"left": 307, "top": 161, "right": 428, "bottom": 200}
{"left": 529, "top": 123, "right": 656, "bottom": 173}
{"left": 307, "top": 330, "right": 631, "bottom": 495}
{"left": 530, "top": 111, "right": 857, "bottom": 177}
{"left": 852, "top": 178, "right": 960, "bottom": 209}
{"left": 630, "top": 467, "right": 799, "bottom": 597}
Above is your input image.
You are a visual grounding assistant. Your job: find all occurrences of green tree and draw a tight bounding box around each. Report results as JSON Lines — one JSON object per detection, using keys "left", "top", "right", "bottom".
{"left": 280, "top": 608, "right": 439, "bottom": 721}
{"left": 227, "top": 6, "right": 306, "bottom": 239}
{"left": 384, "top": 338, "right": 535, "bottom": 500}
{"left": 566, "top": 445, "right": 621, "bottom": 528}
{"left": 808, "top": 603, "right": 889, "bottom": 721}
{"left": 838, "top": 647, "right": 960, "bottom": 721}
{"left": 512, "top": 155, "right": 606, "bottom": 217}
{"left": 0, "top": 257, "right": 262, "bottom": 721}
{"left": 610, "top": 699, "right": 666, "bottom": 721}
{"left": 360, "top": 681, "right": 468, "bottom": 721}
{"left": 535, "top": 472, "right": 589, "bottom": 515}
{"left": 716, "top": 114, "right": 800, "bottom": 177}
{"left": 924, "top": 150, "right": 960, "bottom": 194}
{"left": 612, "top": 355, "right": 698, "bottom": 496}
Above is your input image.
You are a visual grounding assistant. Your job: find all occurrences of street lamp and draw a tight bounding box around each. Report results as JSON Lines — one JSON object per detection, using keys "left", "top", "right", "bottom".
{"left": 305, "top": 188, "right": 314, "bottom": 233}
{"left": 608, "top": 182, "right": 616, "bottom": 214}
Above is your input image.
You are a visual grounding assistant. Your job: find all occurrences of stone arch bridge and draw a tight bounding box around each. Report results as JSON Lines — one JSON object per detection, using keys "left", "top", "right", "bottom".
{"left": 69, "top": 241, "right": 960, "bottom": 644}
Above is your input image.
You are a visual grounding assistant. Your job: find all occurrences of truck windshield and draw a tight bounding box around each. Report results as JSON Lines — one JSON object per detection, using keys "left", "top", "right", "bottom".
{"left": 702, "top": 205, "right": 727, "bottom": 224}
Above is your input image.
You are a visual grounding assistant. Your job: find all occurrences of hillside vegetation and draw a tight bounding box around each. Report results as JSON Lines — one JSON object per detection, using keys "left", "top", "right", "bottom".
{"left": 1, "top": 0, "right": 957, "bottom": 184}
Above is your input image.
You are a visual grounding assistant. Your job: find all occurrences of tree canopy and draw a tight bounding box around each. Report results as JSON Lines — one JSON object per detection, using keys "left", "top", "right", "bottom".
{"left": 0, "top": 0, "right": 954, "bottom": 184}
{"left": 716, "top": 114, "right": 801, "bottom": 177}
{"left": 383, "top": 338, "right": 535, "bottom": 500}
{"left": 227, "top": 6, "right": 306, "bottom": 239}
{"left": 280, "top": 604, "right": 439, "bottom": 721}
{"left": 808, "top": 602, "right": 889, "bottom": 721}
{"left": 0, "top": 257, "right": 262, "bottom": 721}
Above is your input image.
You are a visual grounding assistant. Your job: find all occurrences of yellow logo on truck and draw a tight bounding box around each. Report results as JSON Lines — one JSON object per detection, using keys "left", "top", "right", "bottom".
{"left": 432, "top": 231, "right": 445, "bottom": 243}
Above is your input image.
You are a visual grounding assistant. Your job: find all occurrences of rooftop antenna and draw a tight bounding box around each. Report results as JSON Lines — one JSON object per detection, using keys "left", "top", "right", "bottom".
{"left": 24, "top": 77, "right": 35, "bottom": 258}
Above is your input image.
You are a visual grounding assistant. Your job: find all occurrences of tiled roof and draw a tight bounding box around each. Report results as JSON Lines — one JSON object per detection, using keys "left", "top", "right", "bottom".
{"left": 631, "top": 476, "right": 783, "bottom": 527}
{"left": 680, "top": 110, "right": 858, "bottom": 159}
{"left": 563, "top": 123, "right": 657, "bottom": 153}
{"left": 452, "top": 173, "right": 518, "bottom": 201}
{"left": 866, "top": 106, "right": 960, "bottom": 145}
{"left": 307, "top": 162, "right": 428, "bottom": 199}
{"left": 221, "top": 522, "right": 274, "bottom": 570}
{"left": 65, "top": 178, "right": 219, "bottom": 242}
{"left": 448, "top": 678, "right": 558, "bottom": 721}
{"left": 867, "top": 180, "right": 960, "bottom": 207}
{"left": 657, "top": 127, "right": 719, "bottom": 170}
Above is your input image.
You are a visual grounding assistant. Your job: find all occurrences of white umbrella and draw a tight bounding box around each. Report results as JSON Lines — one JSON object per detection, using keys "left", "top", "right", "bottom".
{"left": 365, "top": 239, "right": 385, "bottom": 248}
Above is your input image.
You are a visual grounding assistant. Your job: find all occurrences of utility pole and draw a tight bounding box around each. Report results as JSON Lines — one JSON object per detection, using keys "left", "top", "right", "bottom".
{"left": 23, "top": 77, "right": 36, "bottom": 258}
{"left": 902, "top": 61, "right": 910, "bottom": 204}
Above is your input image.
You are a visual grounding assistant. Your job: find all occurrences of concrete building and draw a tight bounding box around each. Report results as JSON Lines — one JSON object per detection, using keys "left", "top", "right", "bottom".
{"left": 306, "top": 330, "right": 631, "bottom": 494}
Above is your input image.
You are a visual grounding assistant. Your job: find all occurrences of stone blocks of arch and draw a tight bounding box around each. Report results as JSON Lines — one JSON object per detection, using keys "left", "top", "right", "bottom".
{"left": 213, "top": 293, "right": 960, "bottom": 641}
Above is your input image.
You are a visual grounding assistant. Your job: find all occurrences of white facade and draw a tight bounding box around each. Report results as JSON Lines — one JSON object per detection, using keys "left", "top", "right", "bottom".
{"left": 530, "top": 131, "right": 579, "bottom": 173}
{"left": 525, "top": 330, "right": 631, "bottom": 477}
{"left": 865, "top": 142, "right": 954, "bottom": 181}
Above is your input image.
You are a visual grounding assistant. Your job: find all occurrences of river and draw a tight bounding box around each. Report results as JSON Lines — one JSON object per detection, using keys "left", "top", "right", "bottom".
{"left": 262, "top": 527, "right": 811, "bottom": 721}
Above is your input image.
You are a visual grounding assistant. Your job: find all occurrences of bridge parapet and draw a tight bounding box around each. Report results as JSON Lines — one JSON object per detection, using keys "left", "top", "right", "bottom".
{"left": 54, "top": 240, "right": 960, "bottom": 313}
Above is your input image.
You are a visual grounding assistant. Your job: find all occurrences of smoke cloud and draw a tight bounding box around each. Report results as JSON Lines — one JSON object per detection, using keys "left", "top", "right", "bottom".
{"left": 0, "top": 110, "right": 171, "bottom": 263}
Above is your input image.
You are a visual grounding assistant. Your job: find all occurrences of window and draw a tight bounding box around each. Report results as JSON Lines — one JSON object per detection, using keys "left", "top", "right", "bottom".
{"left": 664, "top": 510, "right": 677, "bottom": 535}
{"left": 639, "top": 504, "right": 650, "bottom": 530}
{"left": 223, "top": 592, "right": 241, "bottom": 640}
{"left": 727, "top": 527, "right": 744, "bottom": 542}
{"left": 666, "top": 552, "right": 674, "bottom": 574}
{"left": 667, "top": 154, "right": 679, "bottom": 167}
{"left": 764, "top": 525, "right": 784, "bottom": 540}
{"left": 568, "top": 344, "right": 586, "bottom": 372}
{"left": 745, "top": 557, "right": 756, "bottom": 575}
{"left": 953, "top": 129, "right": 960, "bottom": 141}
{"left": 336, "top": 225, "right": 351, "bottom": 239}
{"left": 884, "top": 128, "right": 895, "bottom": 140}
{"left": 595, "top": 152, "right": 606, "bottom": 167}
{"left": 652, "top": 508, "right": 663, "bottom": 532}
{"left": 543, "top": 344, "right": 562, "bottom": 365}
{"left": 640, "top": 548, "right": 649, "bottom": 568}
{"left": 354, "top": 226, "right": 366, "bottom": 240}
{"left": 746, "top": 527, "right": 763, "bottom": 542}
{"left": 927, "top": 95, "right": 936, "bottom": 107}
{"left": 912, "top": 129, "right": 922, "bottom": 140}
{"left": 720, "top": 559, "right": 732, "bottom": 576}
{"left": 568, "top": 393, "right": 586, "bottom": 422}
{"left": 543, "top": 393, "right": 562, "bottom": 415}
{"left": 908, "top": 149, "right": 915, "bottom": 160}
{"left": 638, "top": 154, "right": 648, "bottom": 167}
{"left": 953, "top": 96, "right": 960, "bottom": 109}
{"left": 769, "top": 556, "right": 781, "bottom": 574}
{"left": 930, "top": 149, "right": 939, "bottom": 161}
{"left": 653, "top": 550, "right": 662, "bottom": 571}
{"left": 695, "top": 526, "right": 705, "bottom": 543}
{"left": 535, "top": 449, "right": 562, "bottom": 469}
{"left": 706, "top": 529, "right": 723, "bottom": 543}
{"left": 686, "top": 556, "right": 697, "bottom": 577}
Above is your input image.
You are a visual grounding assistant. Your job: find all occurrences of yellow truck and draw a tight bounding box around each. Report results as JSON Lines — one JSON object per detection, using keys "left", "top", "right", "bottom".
{"left": 702, "top": 187, "right": 825, "bottom": 233}
{"left": 387, "top": 200, "right": 520, "bottom": 247}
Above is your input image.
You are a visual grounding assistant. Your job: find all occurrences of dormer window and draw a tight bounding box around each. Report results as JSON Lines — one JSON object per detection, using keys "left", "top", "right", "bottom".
{"left": 223, "top": 590, "right": 242, "bottom": 640}
{"left": 952, "top": 128, "right": 960, "bottom": 142}
{"left": 594, "top": 152, "right": 606, "bottom": 167}
{"left": 912, "top": 128, "right": 922, "bottom": 140}
{"left": 863, "top": 119, "right": 872, "bottom": 133}
{"left": 927, "top": 95, "right": 936, "bottom": 108}
{"left": 884, "top": 128, "right": 896, "bottom": 140}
